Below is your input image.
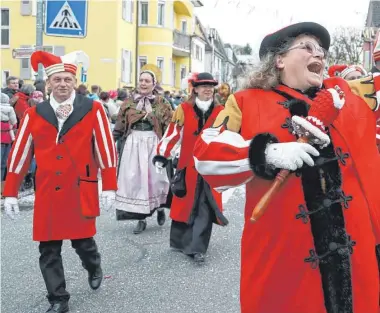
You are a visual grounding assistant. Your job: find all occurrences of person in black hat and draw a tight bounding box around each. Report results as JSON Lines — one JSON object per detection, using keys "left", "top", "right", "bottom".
{"left": 193, "top": 22, "right": 380, "bottom": 313}
{"left": 153, "top": 72, "right": 228, "bottom": 263}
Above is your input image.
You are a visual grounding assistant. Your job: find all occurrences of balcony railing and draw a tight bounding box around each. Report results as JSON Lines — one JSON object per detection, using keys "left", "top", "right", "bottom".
{"left": 173, "top": 30, "right": 191, "bottom": 52}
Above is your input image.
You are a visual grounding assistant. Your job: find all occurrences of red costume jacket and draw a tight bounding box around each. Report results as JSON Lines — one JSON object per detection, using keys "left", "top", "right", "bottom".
{"left": 13, "top": 92, "right": 31, "bottom": 121}
{"left": 156, "top": 101, "right": 227, "bottom": 225}
{"left": 3, "top": 95, "right": 117, "bottom": 241}
{"left": 194, "top": 77, "right": 380, "bottom": 313}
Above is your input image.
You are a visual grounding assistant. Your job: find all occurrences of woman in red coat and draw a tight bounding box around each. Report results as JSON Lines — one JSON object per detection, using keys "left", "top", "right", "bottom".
{"left": 154, "top": 73, "right": 228, "bottom": 263}
{"left": 194, "top": 23, "right": 380, "bottom": 312}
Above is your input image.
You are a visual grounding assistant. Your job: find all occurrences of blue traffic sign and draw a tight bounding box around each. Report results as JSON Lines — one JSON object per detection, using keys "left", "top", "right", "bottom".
{"left": 45, "top": 0, "right": 88, "bottom": 38}
{"left": 81, "top": 67, "right": 87, "bottom": 83}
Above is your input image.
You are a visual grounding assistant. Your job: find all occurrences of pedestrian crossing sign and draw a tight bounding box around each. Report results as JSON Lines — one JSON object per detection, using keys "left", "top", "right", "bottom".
{"left": 45, "top": 0, "right": 88, "bottom": 38}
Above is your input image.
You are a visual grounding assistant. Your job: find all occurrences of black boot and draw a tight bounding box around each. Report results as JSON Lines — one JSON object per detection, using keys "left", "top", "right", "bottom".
{"left": 133, "top": 220, "right": 147, "bottom": 234}
{"left": 157, "top": 209, "right": 166, "bottom": 226}
{"left": 45, "top": 302, "right": 69, "bottom": 313}
{"left": 23, "top": 173, "right": 33, "bottom": 190}
{"left": 88, "top": 266, "right": 103, "bottom": 290}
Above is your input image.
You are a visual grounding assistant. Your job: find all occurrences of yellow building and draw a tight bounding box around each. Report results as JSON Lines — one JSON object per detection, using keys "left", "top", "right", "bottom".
{"left": 1, "top": 0, "right": 203, "bottom": 92}
{"left": 137, "top": 0, "right": 202, "bottom": 91}
{"left": 1, "top": 0, "right": 136, "bottom": 90}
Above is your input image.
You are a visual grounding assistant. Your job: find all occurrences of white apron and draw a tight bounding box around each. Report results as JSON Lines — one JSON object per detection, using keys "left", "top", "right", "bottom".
{"left": 114, "top": 130, "right": 169, "bottom": 214}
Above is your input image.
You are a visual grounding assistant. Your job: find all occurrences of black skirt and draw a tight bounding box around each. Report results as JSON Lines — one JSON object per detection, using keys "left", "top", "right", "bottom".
{"left": 169, "top": 178, "right": 216, "bottom": 255}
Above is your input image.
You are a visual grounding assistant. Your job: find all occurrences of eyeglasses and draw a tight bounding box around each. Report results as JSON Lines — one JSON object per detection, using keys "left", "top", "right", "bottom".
{"left": 284, "top": 41, "right": 328, "bottom": 59}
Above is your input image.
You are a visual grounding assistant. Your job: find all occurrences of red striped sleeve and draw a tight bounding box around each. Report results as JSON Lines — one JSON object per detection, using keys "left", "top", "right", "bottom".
{"left": 3, "top": 113, "right": 34, "bottom": 197}
{"left": 194, "top": 126, "right": 253, "bottom": 191}
{"left": 157, "top": 122, "right": 183, "bottom": 158}
{"left": 93, "top": 102, "right": 117, "bottom": 191}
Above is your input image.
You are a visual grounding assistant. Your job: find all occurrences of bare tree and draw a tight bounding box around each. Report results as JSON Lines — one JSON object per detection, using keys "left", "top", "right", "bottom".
{"left": 328, "top": 27, "right": 363, "bottom": 66}
{"left": 233, "top": 43, "right": 253, "bottom": 55}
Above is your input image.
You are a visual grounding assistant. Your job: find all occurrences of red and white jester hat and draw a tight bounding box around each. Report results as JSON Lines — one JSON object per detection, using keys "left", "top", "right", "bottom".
{"left": 31, "top": 50, "right": 90, "bottom": 77}
{"left": 328, "top": 64, "right": 367, "bottom": 80}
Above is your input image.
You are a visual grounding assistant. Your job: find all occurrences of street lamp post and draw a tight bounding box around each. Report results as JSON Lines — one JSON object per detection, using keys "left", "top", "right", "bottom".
{"left": 36, "top": 0, "right": 44, "bottom": 80}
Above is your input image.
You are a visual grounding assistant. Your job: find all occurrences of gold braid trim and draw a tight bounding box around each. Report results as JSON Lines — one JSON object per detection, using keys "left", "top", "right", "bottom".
{"left": 348, "top": 75, "right": 379, "bottom": 111}
{"left": 213, "top": 94, "right": 242, "bottom": 132}
{"left": 172, "top": 104, "right": 185, "bottom": 127}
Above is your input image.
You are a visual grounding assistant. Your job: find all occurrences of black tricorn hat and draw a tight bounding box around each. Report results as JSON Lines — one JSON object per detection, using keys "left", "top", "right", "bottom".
{"left": 191, "top": 72, "right": 218, "bottom": 87}
{"left": 259, "top": 22, "right": 330, "bottom": 60}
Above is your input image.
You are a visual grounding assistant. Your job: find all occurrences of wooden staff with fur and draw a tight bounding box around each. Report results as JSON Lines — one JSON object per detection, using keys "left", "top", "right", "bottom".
{"left": 250, "top": 87, "right": 345, "bottom": 223}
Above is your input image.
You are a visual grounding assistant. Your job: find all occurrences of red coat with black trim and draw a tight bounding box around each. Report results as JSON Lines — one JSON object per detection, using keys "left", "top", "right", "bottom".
{"left": 156, "top": 101, "right": 227, "bottom": 225}
{"left": 194, "top": 77, "right": 380, "bottom": 313}
{"left": 3, "top": 94, "right": 118, "bottom": 242}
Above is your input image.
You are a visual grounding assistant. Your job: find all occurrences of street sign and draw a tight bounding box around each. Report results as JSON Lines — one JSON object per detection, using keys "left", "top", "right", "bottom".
{"left": 12, "top": 47, "right": 36, "bottom": 59}
{"left": 81, "top": 67, "right": 87, "bottom": 83}
{"left": 45, "top": 0, "right": 88, "bottom": 38}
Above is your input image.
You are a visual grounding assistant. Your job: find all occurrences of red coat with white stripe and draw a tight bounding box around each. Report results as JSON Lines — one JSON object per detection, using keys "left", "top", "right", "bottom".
{"left": 3, "top": 95, "right": 117, "bottom": 241}
{"left": 194, "top": 78, "right": 380, "bottom": 313}
{"left": 157, "top": 102, "right": 225, "bottom": 223}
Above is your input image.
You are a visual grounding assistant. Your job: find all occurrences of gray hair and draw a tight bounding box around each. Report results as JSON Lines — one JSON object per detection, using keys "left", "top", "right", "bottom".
{"left": 20, "top": 84, "right": 35, "bottom": 96}
{"left": 241, "top": 38, "right": 295, "bottom": 90}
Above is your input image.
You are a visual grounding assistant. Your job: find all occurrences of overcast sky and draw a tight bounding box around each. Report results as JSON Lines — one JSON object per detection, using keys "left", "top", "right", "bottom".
{"left": 195, "top": 0, "right": 370, "bottom": 55}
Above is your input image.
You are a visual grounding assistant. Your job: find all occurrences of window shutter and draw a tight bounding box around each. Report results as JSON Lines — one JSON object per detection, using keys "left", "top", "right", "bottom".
{"left": 129, "top": 51, "right": 133, "bottom": 83}
{"left": 20, "top": 0, "right": 32, "bottom": 16}
{"left": 122, "top": 0, "right": 126, "bottom": 20}
{"left": 20, "top": 45, "right": 32, "bottom": 79}
{"left": 53, "top": 46, "right": 65, "bottom": 56}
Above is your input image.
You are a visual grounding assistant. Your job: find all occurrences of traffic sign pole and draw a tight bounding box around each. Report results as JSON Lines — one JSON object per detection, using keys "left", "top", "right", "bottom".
{"left": 36, "top": 0, "right": 44, "bottom": 80}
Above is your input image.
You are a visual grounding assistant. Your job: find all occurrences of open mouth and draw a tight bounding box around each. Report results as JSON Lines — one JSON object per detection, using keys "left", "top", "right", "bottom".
{"left": 307, "top": 62, "right": 323, "bottom": 76}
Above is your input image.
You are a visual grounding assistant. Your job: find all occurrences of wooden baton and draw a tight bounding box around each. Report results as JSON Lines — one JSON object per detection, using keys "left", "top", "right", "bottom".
{"left": 250, "top": 136, "right": 309, "bottom": 223}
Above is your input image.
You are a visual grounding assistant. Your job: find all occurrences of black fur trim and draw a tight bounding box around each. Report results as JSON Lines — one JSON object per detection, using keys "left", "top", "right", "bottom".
{"left": 152, "top": 155, "right": 169, "bottom": 168}
{"left": 248, "top": 133, "right": 280, "bottom": 180}
{"left": 376, "top": 244, "right": 380, "bottom": 273}
{"left": 304, "top": 86, "right": 321, "bottom": 99}
{"left": 287, "top": 98, "right": 309, "bottom": 117}
{"left": 300, "top": 138, "right": 353, "bottom": 313}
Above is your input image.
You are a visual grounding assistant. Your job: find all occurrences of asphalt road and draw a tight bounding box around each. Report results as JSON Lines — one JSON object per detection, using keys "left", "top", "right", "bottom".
{"left": 1, "top": 187, "right": 246, "bottom": 313}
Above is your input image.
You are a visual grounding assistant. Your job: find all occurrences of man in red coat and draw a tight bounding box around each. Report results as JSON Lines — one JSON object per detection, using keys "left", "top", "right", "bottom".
{"left": 194, "top": 23, "right": 380, "bottom": 313}
{"left": 3, "top": 50, "right": 117, "bottom": 313}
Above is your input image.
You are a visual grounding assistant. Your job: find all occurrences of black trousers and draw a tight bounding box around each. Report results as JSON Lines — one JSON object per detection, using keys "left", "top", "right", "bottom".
{"left": 39, "top": 237, "right": 101, "bottom": 303}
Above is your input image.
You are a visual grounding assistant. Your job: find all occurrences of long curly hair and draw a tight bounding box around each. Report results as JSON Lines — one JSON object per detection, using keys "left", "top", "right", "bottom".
{"left": 241, "top": 38, "right": 295, "bottom": 90}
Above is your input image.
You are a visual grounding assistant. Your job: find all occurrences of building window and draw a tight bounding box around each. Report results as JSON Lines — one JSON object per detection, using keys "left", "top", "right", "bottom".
{"left": 180, "top": 66, "right": 186, "bottom": 80}
{"left": 157, "top": 1, "right": 165, "bottom": 26}
{"left": 181, "top": 20, "right": 187, "bottom": 33}
{"left": 139, "top": 2, "right": 148, "bottom": 25}
{"left": 122, "top": 0, "right": 133, "bottom": 23}
{"left": 2, "top": 70, "right": 10, "bottom": 88}
{"left": 1, "top": 9, "right": 10, "bottom": 47}
{"left": 157, "top": 57, "right": 164, "bottom": 83}
{"left": 195, "top": 45, "right": 202, "bottom": 61}
{"left": 139, "top": 56, "right": 148, "bottom": 73}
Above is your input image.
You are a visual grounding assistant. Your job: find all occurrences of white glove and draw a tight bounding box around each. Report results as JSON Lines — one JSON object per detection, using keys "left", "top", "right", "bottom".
{"left": 155, "top": 161, "right": 165, "bottom": 174}
{"left": 264, "top": 142, "right": 320, "bottom": 171}
{"left": 4, "top": 197, "right": 19, "bottom": 219}
{"left": 155, "top": 161, "right": 164, "bottom": 169}
{"left": 100, "top": 190, "right": 116, "bottom": 211}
